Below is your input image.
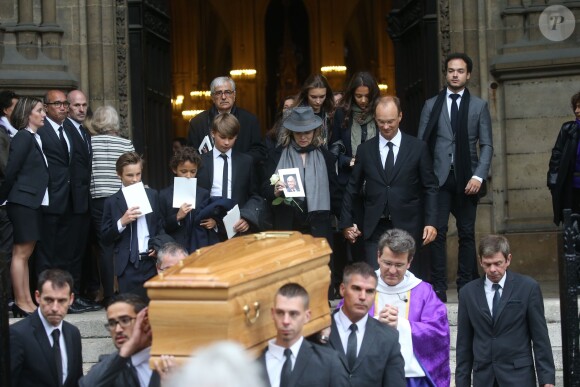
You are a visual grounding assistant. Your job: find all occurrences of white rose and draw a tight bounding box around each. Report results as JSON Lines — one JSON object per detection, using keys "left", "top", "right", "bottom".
{"left": 270, "top": 174, "right": 280, "bottom": 185}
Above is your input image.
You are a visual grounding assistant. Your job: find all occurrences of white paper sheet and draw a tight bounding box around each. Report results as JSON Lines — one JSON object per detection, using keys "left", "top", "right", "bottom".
{"left": 198, "top": 135, "right": 213, "bottom": 154}
{"left": 121, "top": 182, "right": 153, "bottom": 216}
{"left": 223, "top": 204, "right": 240, "bottom": 239}
{"left": 173, "top": 177, "right": 197, "bottom": 208}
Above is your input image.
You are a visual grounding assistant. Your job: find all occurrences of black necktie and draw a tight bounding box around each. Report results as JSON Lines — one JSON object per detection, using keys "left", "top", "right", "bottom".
{"left": 384, "top": 142, "right": 394, "bottom": 179}
{"left": 450, "top": 94, "right": 460, "bottom": 134}
{"left": 79, "top": 124, "right": 90, "bottom": 153}
{"left": 492, "top": 283, "right": 501, "bottom": 319}
{"left": 346, "top": 323, "right": 358, "bottom": 369}
{"left": 280, "top": 348, "right": 292, "bottom": 387}
{"left": 58, "top": 126, "right": 69, "bottom": 163}
{"left": 220, "top": 153, "right": 228, "bottom": 198}
{"left": 52, "top": 329, "right": 63, "bottom": 386}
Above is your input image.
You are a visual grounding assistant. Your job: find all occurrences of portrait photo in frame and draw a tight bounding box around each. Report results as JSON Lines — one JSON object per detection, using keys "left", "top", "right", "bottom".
{"left": 278, "top": 168, "right": 304, "bottom": 198}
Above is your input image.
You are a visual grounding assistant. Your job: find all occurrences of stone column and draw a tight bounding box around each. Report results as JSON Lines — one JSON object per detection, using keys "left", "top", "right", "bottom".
{"left": 16, "top": 0, "right": 38, "bottom": 59}
{"left": 40, "top": 0, "right": 63, "bottom": 60}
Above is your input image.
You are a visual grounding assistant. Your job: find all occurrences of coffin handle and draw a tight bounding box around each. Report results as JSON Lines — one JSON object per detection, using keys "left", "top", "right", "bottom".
{"left": 243, "top": 302, "right": 260, "bottom": 324}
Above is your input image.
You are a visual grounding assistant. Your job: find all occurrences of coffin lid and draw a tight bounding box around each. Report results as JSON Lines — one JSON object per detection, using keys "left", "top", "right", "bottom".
{"left": 145, "top": 231, "right": 331, "bottom": 289}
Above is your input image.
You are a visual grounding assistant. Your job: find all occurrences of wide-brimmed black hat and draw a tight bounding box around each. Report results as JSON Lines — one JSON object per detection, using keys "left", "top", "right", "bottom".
{"left": 284, "top": 106, "right": 323, "bottom": 132}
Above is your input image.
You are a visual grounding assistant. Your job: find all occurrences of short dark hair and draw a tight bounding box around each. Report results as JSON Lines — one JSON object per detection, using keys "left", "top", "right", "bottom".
{"left": 276, "top": 283, "right": 309, "bottom": 309}
{"left": 342, "top": 262, "right": 377, "bottom": 286}
{"left": 571, "top": 91, "right": 580, "bottom": 111}
{"left": 37, "top": 269, "right": 74, "bottom": 295}
{"left": 170, "top": 146, "right": 202, "bottom": 171}
{"left": 0, "top": 90, "right": 18, "bottom": 117}
{"left": 478, "top": 234, "right": 510, "bottom": 260}
{"left": 116, "top": 151, "right": 143, "bottom": 175}
{"left": 377, "top": 228, "right": 416, "bottom": 262}
{"left": 10, "top": 97, "right": 43, "bottom": 130}
{"left": 445, "top": 52, "right": 473, "bottom": 74}
{"left": 211, "top": 113, "right": 240, "bottom": 138}
{"left": 106, "top": 293, "right": 148, "bottom": 312}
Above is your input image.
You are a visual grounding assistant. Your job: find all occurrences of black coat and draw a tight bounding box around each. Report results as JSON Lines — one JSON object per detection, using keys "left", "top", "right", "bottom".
{"left": 64, "top": 118, "right": 92, "bottom": 214}
{"left": 547, "top": 120, "right": 579, "bottom": 225}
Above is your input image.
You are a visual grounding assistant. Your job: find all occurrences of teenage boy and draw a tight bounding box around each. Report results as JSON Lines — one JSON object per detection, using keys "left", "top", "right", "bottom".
{"left": 101, "top": 152, "right": 165, "bottom": 294}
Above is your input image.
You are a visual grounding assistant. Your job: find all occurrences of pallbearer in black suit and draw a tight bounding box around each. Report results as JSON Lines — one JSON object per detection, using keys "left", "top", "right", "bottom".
{"left": 102, "top": 152, "right": 166, "bottom": 294}
{"left": 455, "top": 235, "right": 555, "bottom": 387}
{"left": 10, "top": 269, "right": 83, "bottom": 387}
{"left": 329, "top": 262, "right": 406, "bottom": 387}
{"left": 159, "top": 147, "right": 214, "bottom": 252}
{"left": 0, "top": 97, "right": 49, "bottom": 316}
{"left": 258, "top": 283, "right": 348, "bottom": 387}
{"left": 340, "top": 96, "right": 438, "bottom": 270}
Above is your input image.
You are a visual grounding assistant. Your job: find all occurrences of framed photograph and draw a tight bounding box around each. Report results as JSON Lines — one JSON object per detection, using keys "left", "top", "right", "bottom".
{"left": 278, "top": 168, "right": 304, "bottom": 198}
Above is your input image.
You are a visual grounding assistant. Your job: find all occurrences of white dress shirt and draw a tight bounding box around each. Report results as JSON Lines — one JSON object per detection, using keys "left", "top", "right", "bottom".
{"left": 39, "top": 311, "right": 68, "bottom": 385}
{"left": 334, "top": 307, "right": 368, "bottom": 357}
{"left": 45, "top": 116, "right": 70, "bottom": 153}
{"left": 131, "top": 346, "right": 153, "bottom": 387}
{"left": 379, "top": 129, "right": 402, "bottom": 167}
{"left": 485, "top": 273, "right": 507, "bottom": 316}
{"left": 265, "top": 336, "right": 303, "bottom": 387}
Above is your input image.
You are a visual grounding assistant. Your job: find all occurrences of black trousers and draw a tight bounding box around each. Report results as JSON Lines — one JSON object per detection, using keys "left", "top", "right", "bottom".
{"left": 364, "top": 218, "right": 393, "bottom": 270}
{"left": 429, "top": 171, "right": 479, "bottom": 291}
{"left": 90, "top": 197, "right": 115, "bottom": 299}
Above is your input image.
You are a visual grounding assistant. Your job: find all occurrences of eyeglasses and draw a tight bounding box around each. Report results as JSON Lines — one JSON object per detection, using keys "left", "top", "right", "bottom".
{"left": 212, "top": 90, "right": 235, "bottom": 97}
{"left": 45, "top": 101, "right": 70, "bottom": 108}
{"left": 104, "top": 316, "right": 136, "bottom": 330}
{"left": 378, "top": 260, "right": 407, "bottom": 270}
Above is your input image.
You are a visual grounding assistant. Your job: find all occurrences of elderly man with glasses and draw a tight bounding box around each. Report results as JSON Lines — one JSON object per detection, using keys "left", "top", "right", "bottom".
{"left": 80, "top": 293, "right": 167, "bottom": 387}
{"left": 186, "top": 76, "right": 266, "bottom": 166}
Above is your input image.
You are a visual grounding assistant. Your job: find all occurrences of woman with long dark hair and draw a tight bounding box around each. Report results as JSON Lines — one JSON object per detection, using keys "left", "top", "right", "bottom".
{"left": 0, "top": 97, "right": 49, "bottom": 316}
{"left": 294, "top": 74, "right": 335, "bottom": 146}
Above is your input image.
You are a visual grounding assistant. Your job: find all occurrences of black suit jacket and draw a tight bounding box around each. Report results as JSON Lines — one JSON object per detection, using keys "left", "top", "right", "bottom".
{"left": 455, "top": 271, "right": 556, "bottom": 387}
{"left": 329, "top": 313, "right": 406, "bottom": 387}
{"left": 64, "top": 118, "right": 92, "bottom": 214}
{"left": 196, "top": 149, "right": 258, "bottom": 208}
{"left": 158, "top": 184, "right": 211, "bottom": 251}
{"left": 37, "top": 120, "right": 72, "bottom": 214}
{"left": 79, "top": 351, "right": 160, "bottom": 387}
{"left": 0, "top": 130, "right": 49, "bottom": 208}
{"left": 258, "top": 339, "right": 349, "bottom": 387}
{"left": 101, "top": 187, "right": 165, "bottom": 277}
{"left": 10, "top": 310, "right": 83, "bottom": 387}
{"left": 339, "top": 132, "right": 438, "bottom": 243}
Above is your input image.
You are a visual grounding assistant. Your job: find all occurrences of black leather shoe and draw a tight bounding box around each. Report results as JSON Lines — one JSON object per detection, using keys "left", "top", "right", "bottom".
{"left": 75, "top": 297, "right": 103, "bottom": 311}
{"left": 68, "top": 300, "right": 95, "bottom": 314}
{"left": 435, "top": 290, "right": 447, "bottom": 303}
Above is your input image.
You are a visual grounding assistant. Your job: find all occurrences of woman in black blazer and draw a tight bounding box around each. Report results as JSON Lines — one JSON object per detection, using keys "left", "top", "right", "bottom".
{"left": 0, "top": 97, "right": 49, "bottom": 316}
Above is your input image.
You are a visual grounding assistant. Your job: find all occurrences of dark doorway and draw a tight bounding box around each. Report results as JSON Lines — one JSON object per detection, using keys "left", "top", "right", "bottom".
{"left": 387, "top": 0, "right": 439, "bottom": 137}
{"left": 264, "top": 0, "right": 310, "bottom": 129}
{"left": 128, "top": 0, "right": 172, "bottom": 189}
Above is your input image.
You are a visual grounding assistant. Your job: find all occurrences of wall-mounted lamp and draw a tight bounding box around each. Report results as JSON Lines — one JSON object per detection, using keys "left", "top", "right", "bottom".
{"left": 378, "top": 84, "right": 388, "bottom": 92}
{"left": 320, "top": 66, "right": 347, "bottom": 74}
{"left": 230, "top": 69, "right": 257, "bottom": 79}
{"left": 182, "top": 110, "right": 204, "bottom": 120}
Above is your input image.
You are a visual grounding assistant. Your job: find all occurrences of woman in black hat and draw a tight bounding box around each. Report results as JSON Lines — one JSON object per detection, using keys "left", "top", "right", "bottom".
{"left": 262, "top": 106, "right": 342, "bottom": 242}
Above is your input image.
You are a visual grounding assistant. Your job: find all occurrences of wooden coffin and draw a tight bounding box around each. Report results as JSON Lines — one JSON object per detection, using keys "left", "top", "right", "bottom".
{"left": 145, "top": 231, "right": 331, "bottom": 364}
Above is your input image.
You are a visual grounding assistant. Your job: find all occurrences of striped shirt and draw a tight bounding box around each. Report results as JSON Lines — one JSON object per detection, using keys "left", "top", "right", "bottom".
{"left": 90, "top": 135, "right": 135, "bottom": 198}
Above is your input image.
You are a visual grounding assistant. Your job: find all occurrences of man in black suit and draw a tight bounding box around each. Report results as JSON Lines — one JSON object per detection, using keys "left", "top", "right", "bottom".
{"left": 101, "top": 152, "right": 165, "bottom": 294}
{"left": 80, "top": 293, "right": 160, "bottom": 387}
{"left": 187, "top": 76, "right": 266, "bottom": 166}
{"left": 259, "top": 283, "right": 348, "bottom": 387}
{"left": 455, "top": 235, "right": 555, "bottom": 387}
{"left": 329, "top": 262, "right": 405, "bottom": 387}
{"left": 196, "top": 113, "right": 261, "bottom": 236}
{"left": 340, "top": 96, "right": 438, "bottom": 269}
{"left": 37, "top": 89, "right": 97, "bottom": 313}
{"left": 10, "top": 269, "right": 83, "bottom": 387}
{"left": 64, "top": 90, "right": 100, "bottom": 306}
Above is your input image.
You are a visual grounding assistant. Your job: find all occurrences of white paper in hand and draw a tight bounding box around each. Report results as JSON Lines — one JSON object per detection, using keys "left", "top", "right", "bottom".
{"left": 173, "top": 177, "right": 197, "bottom": 208}
{"left": 223, "top": 204, "right": 240, "bottom": 239}
{"left": 198, "top": 135, "right": 213, "bottom": 154}
{"left": 121, "top": 182, "right": 153, "bottom": 216}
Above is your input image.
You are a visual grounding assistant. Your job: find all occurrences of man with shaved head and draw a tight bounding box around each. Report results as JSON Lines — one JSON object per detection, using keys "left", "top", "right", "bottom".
{"left": 36, "top": 89, "right": 99, "bottom": 313}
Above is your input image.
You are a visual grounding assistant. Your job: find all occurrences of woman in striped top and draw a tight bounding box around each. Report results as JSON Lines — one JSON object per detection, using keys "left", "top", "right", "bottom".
{"left": 89, "top": 105, "right": 134, "bottom": 302}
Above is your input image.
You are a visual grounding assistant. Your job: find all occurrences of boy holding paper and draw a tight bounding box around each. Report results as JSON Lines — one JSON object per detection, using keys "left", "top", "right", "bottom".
{"left": 101, "top": 152, "right": 165, "bottom": 294}
{"left": 159, "top": 147, "right": 216, "bottom": 252}
{"left": 196, "top": 113, "right": 263, "bottom": 239}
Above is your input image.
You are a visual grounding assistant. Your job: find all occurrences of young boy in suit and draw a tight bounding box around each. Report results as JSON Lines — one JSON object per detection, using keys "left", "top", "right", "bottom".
{"left": 159, "top": 147, "right": 216, "bottom": 252}
{"left": 196, "top": 113, "right": 262, "bottom": 238}
{"left": 101, "top": 152, "right": 165, "bottom": 294}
